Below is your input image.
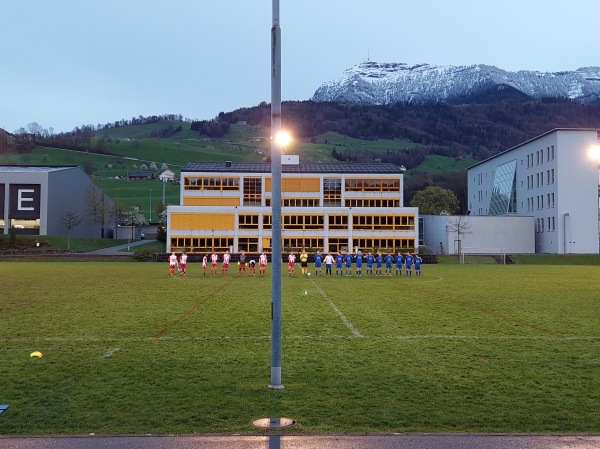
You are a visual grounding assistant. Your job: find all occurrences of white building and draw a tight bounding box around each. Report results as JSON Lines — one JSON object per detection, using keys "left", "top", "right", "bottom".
{"left": 467, "top": 129, "right": 600, "bottom": 254}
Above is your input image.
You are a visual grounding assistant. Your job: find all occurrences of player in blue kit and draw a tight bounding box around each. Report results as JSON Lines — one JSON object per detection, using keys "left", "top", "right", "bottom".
{"left": 414, "top": 254, "right": 422, "bottom": 276}
{"left": 404, "top": 252, "right": 414, "bottom": 276}
{"left": 366, "top": 252, "right": 374, "bottom": 276}
{"left": 375, "top": 253, "right": 383, "bottom": 276}
{"left": 314, "top": 250, "right": 323, "bottom": 275}
{"left": 335, "top": 252, "right": 344, "bottom": 276}
{"left": 384, "top": 253, "right": 394, "bottom": 276}
{"left": 344, "top": 252, "right": 353, "bottom": 276}
{"left": 355, "top": 251, "right": 364, "bottom": 276}
{"left": 395, "top": 252, "right": 404, "bottom": 276}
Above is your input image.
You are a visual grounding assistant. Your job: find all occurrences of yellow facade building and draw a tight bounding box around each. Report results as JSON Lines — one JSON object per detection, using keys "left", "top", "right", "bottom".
{"left": 167, "top": 160, "right": 418, "bottom": 255}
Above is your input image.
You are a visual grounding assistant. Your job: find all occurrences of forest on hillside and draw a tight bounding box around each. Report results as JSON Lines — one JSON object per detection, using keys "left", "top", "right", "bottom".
{"left": 205, "top": 99, "right": 600, "bottom": 162}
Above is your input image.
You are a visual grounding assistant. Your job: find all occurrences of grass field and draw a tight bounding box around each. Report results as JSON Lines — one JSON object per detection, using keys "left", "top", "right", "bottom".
{"left": 1, "top": 262, "right": 598, "bottom": 435}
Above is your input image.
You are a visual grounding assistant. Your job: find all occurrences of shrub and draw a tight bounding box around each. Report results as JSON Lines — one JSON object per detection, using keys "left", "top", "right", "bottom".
{"left": 133, "top": 247, "right": 156, "bottom": 262}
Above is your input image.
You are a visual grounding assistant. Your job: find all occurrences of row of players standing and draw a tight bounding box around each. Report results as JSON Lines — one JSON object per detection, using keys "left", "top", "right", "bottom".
{"left": 288, "top": 249, "right": 422, "bottom": 277}
{"left": 169, "top": 249, "right": 422, "bottom": 277}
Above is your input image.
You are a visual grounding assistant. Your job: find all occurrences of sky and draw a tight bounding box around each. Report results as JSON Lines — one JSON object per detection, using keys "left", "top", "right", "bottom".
{"left": 1, "top": 0, "right": 598, "bottom": 134}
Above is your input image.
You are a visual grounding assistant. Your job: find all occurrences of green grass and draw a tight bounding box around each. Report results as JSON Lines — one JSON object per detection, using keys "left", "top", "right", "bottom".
{"left": 0, "top": 235, "right": 129, "bottom": 252}
{"left": 0, "top": 263, "right": 598, "bottom": 435}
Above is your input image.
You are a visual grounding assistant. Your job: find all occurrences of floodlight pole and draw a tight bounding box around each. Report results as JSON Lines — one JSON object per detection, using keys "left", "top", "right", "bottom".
{"left": 269, "top": 0, "right": 283, "bottom": 390}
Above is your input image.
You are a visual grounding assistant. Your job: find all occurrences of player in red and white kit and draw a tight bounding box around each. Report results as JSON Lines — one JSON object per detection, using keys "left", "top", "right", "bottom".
{"left": 169, "top": 252, "right": 178, "bottom": 276}
{"left": 178, "top": 251, "right": 188, "bottom": 275}
{"left": 287, "top": 251, "right": 296, "bottom": 275}
{"left": 222, "top": 251, "right": 231, "bottom": 275}
{"left": 259, "top": 251, "right": 268, "bottom": 276}
{"left": 202, "top": 254, "right": 208, "bottom": 276}
{"left": 210, "top": 252, "right": 218, "bottom": 275}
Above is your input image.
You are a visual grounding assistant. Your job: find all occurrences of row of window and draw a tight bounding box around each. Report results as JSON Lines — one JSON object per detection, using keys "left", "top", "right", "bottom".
{"left": 239, "top": 214, "right": 415, "bottom": 231}
{"left": 184, "top": 176, "right": 402, "bottom": 193}
{"left": 526, "top": 146, "right": 555, "bottom": 168}
{"left": 184, "top": 177, "right": 240, "bottom": 191}
{"left": 536, "top": 216, "right": 556, "bottom": 233}
{"left": 526, "top": 193, "right": 555, "bottom": 211}
{"left": 169, "top": 236, "right": 415, "bottom": 254}
{"left": 261, "top": 198, "right": 402, "bottom": 208}
{"left": 526, "top": 170, "right": 555, "bottom": 189}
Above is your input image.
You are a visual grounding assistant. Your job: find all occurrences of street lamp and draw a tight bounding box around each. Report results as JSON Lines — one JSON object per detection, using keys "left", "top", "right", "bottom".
{"left": 269, "top": 0, "right": 284, "bottom": 390}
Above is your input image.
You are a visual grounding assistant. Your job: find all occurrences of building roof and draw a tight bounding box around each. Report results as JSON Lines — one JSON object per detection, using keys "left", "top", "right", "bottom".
{"left": 182, "top": 162, "right": 404, "bottom": 174}
{"left": 467, "top": 128, "right": 599, "bottom": 170}
{"left": 0, "top": 165, "right": 78, "bottom": 173}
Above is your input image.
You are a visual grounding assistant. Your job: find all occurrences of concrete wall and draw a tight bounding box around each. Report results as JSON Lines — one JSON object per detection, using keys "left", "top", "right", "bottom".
{"left": 422, "top": 215, "right": 535, "bottom": 255}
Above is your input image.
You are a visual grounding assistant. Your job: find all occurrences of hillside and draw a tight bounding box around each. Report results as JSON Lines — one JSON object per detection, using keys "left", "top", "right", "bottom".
{"left": 4, "top": 100, "right": 600, "bottom": 216}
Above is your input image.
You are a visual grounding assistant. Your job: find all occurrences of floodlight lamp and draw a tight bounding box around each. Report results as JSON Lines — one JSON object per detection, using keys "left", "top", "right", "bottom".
{"left": 588, "top": 144, "right": 600, "bottom": 163}
{"left": 274, "top": 130, "right": 292, "bottom": 147}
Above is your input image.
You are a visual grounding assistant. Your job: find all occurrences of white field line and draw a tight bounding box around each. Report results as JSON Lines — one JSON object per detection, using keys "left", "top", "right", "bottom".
{"left": 2, "top": 335, "right": 599, "bottom": 345}
{"left": 101, "top": 348, "right": 121, "bottom": 358}
{"left": 311, "top": 279, "right": 363, "bottom": 338}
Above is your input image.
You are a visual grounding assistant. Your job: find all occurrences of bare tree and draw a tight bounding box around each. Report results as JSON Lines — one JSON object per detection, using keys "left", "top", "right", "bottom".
{"left": 447, "top": 216, "right": 472, "bottom": 259}
{"left": 84, "top": 184, "right": 105, "bottom": 242}
{"left": 61, "top": 209, "right": 82, "bottom": 250}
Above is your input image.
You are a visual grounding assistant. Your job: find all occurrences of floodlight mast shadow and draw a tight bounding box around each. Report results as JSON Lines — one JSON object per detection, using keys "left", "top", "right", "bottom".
{"left": 269, "top": 0, "right": 284, "bottom": 390}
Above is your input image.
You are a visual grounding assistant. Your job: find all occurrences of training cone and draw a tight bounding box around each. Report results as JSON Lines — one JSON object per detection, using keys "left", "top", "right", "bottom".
{"left": 30, "top": 351, "right": 43, "bottom": 358}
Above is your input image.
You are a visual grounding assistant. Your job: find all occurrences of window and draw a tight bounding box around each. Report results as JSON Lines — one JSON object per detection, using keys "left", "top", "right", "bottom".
{"left": 238, "top": 214, "right": 259, "bottom": 229}
{"left": 183, "top": 177, "right": 240, "bottom": 191}
{"left": 282, "top": 214, "right": 324, "bottom": 230}
{"left": 328, "top": 215, "right": 349, "bottom": 230}
{"left": 243, "top": 177, "right": 262, "bottom": 206}
{"left": 323, "top": 178, "right": 341, "bottom": 207}
{"left": 344, "top": 199, "right": 400, "bottom": 208}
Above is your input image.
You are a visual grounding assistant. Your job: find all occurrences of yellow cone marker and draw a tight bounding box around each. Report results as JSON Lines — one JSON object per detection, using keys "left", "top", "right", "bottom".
{"left": 30, "top": 351, "right": 43, "bottom": 358}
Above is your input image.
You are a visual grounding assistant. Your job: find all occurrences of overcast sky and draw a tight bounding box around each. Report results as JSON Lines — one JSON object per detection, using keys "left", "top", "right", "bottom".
{"left": 1, "top": 0, "right": 597, "bottom": 134}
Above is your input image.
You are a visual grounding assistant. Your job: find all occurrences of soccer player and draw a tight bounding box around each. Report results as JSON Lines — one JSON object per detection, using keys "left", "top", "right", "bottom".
{"left": 238, "top": 251, "right": 247, "bottom": 275}
{"left": 169, "top": 251, "right": 178, "bottom": 276}
{"left": 366, "top": 252, "right": 374, "bottom": 276}
{"left": 222, "top": 250, "right": 231, "bottom": 275}
{"left": 395, "top": 252, "right": 403, "bottom": 276}
{"left": 248, "top": 259, "right": 256, "bottom": 275}
{"left": 202, "top": 254, "right": 208, "bottom": 276}
{"left": 300, "top": 248, "right": 309, "bottom": 275}
{"left": 210, "top": 251, "right": 218, "bottom": 275}
{"left": 384, "top": 253, "right": 394, "bottom": 276}
{"left": 375, "top": 253, "right": 383, "bottom": 277}
{"left": 314, "top": 250, "right": 323, "bottom": 275}
{"left": 355, "top": 250, "right": 363, "bottom": 276}
{"left": 287, "top": 251, "right": 296, "bottom": 275}
{"left": 179, "top": 251, "right": 188, "bottom": 276}
{"left": 344, "top": 252, "right": 353, "bottom": 276}
{"left": 404, "top": 252, "right": 414, "bottom": 276}
{"left": 414, "top": 254, "right": 423, "bottom": 276}
{"left": 324, "top": 252, "right": 334, "bottom": 275}
{"left": 335, "top": 252, "right": 343, "bottom": 276}
{"left": 259, "top": 251, "right": 268, "bottom": 275}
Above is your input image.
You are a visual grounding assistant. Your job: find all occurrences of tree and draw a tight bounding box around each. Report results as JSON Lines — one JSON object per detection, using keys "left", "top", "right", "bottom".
{"left": 61, "top": 209, "right": 82, "bottom": 250}
{"left": 447, "top": 216, "right": 472, "bottom": 260}
{"left": 84, "top": 184, "right": 107, "bottom": 241}
{"left": 123, "top": 206, "right": 148, "bottom": 227}
{"left": 409, "top": 186, "right": 460, "bottom": 215}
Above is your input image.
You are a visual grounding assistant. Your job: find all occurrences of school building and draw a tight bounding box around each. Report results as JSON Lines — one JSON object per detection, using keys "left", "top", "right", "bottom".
{"left": 467, "top": 128, "right": 600, "bottom": 254}
{"left": 166, "top": 159, "right": 419, "bottom": 255}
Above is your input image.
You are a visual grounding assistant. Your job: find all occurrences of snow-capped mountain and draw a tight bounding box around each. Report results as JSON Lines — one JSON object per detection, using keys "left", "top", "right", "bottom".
{"left": 312, "top": 61, "right": 600, "bottom": 105}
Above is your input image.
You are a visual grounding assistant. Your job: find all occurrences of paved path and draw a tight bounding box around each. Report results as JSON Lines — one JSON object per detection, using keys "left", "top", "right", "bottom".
{"left": 0, "top": 434, "right": 599, "bottom": 449}
{"left": 85, "top": 239, "right": 156, "bottom": 256}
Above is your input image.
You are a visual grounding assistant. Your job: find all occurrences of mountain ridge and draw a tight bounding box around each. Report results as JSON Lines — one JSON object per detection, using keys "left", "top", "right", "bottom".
{"left": 312, "top": 61, "right": 600, "bottom": 105}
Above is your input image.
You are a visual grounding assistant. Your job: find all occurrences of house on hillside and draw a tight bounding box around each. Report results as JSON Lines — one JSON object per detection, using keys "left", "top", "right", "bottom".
{"left": 127, "top": 171, "right": 154, "bottom": 181}
{"left": 158, "top": 169, "right": 176, "bottom": 182}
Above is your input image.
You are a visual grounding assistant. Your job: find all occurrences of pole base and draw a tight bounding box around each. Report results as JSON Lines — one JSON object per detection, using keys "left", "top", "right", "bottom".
{"left": 252, "top": 417, "right": 296, "bottom": 428}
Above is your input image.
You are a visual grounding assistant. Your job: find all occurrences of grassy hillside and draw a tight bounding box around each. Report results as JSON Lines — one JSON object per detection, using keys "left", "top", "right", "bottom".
{"left": 1, "top": 122, "right": 470, "bottom": 217}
